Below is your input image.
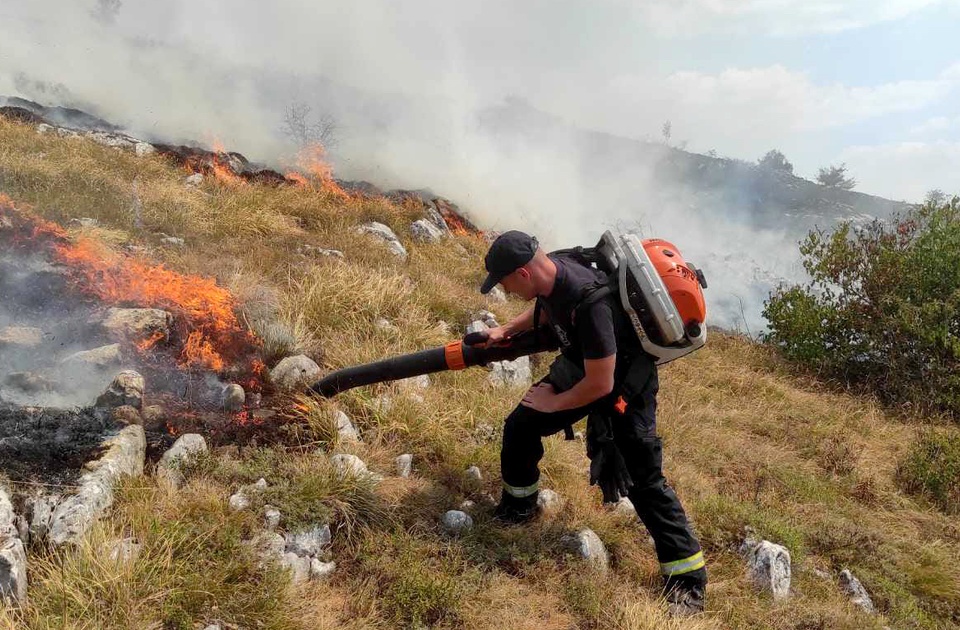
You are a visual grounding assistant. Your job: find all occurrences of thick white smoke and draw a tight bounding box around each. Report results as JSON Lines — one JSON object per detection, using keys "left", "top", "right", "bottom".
{"left": 1, "top": 1, "right": 839, "bottom": 332}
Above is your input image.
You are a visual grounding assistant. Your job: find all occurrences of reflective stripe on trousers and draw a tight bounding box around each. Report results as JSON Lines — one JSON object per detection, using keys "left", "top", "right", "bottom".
{"left": 503, "top": 480, "right": 539, "bottom": 498}
{"left": 660, "top": 551, "right": 705, "bottom": 576}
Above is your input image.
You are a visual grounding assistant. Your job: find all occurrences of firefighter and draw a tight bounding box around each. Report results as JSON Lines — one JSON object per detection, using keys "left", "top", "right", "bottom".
{"left": 477, "top": 230, "right": 707, "bottom": 616}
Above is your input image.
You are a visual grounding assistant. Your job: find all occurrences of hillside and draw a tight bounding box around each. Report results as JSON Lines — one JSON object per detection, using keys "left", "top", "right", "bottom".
{"left": 0, "top": 113, "right": 958, "bottom": 630}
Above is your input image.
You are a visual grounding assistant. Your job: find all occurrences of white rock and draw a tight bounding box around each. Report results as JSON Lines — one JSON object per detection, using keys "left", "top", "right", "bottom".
{"left": 158, "top": 433, "right": 207, "bottom": 487}
{"left": 185, "top": 173, "right": 204, "bottom": 186}
{"left": 61, "top": 343, "right": 122, "bottom": 369}
{"left": 281, "top": 552, "right": 311, "bottom": 585}
{"left": 488, "top": 286, "right": 507, "bottom": 302}
{"left": 222, "top": 384, "right": 245, "bottom": 412}
{"left": 0, "top": 326, "right": 44, "bottom": 348}
{"left": 0, "top": 537, "right": 27, "bottom": 605}
{"left": 334, "top": 410, "right": 360, "bottom": 442}
{"left": 839, "top": 569, "right": 876, "bottom": 614}
{"left": 331, "top": 454, "right": 368, "bottom": 477}
{"left": 465, "top": 320, "right": 488, "bottom": 336}
{"left": 374, "top": 318, "right": 399, "bottom": 334}
{"left": 229, "top": 491, "right": 251, "bottom": 512}
{"left": 202, "top": 625, "right": 222, "bottom": 630}
{"left": 26, "top": 493, "right": 60, "bottom": 542}
{"left": 0, "top": 489, "right": 15, "bottom": 538}
{"left": 399, "top": 374, "right": 431, "bottom": 391}
{"left": 410, "top": 219, "right": 446, "bottom": 243}
{"left": 740, "top": 538, "right": 792, "bottom": 600}
{"left": 105, "top": 537, "right": 142, "bottom": 564}
{"left": 36, "top": 123, "right": 53, "bottom": 134}
{"left": 95, "top": 370, "right": 146, "bottom": 410}
{"left": 606, "top": 496, "right": 636, "bottom": 518}
{"left": 441, "top": 510, "right": 473, "bottom": 535}
{"left": 562, "top": 528, "right": 609, "bottom": 572}
{"left": 270, "top": 355, "right": 321, "bottom": 391}
{"left": 249, "top": 531, "right": 285, "bottom": 562}
{"left": 310, "top": 558, "right": 336, "bottom": 580}
{"left": 48, "top": 425, "right": 146, "bottom": 546}
{"left": 102, "top": 307, "right": 172, "bottom": 340}
{"left": 488, "top": 357, "right": 532, "bottom": 387}
{"left": 134, "top": 142, "right": 155, "bottom": 157}
{"left": 537, "top": 489, "right": 562, "bottom": 514}
{"left": 459, "top": 499, "right": 477, "bottom": 512}
{"left": 396, "top": 454, "right": 413, "bottom": 478}
{"left": 465, "top": 466, "right": 483, "bottom": 482}
{"left": 253, "top": 478, "right": 268, "bottom": 491}
{"left": 356, "top": 222, "right": 407, "bottom": 260}
{"left": 264, "top": 506, "right": 281, "bottom": 530}
{"left": 159, "top": 236, "right": 185, "bottom": 247}
{"left": 284, "top": 524, "right": 332, "bottom": 557}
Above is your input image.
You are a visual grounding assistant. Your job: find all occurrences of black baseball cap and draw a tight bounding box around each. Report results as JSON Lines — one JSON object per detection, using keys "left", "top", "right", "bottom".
{"left": 480, "top": 230, "right": 539, "bottom": 294}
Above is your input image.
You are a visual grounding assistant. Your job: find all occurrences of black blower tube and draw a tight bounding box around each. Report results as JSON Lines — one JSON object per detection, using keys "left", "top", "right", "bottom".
{"left": 308, "top": 329, "right": 559, "bottom": 397}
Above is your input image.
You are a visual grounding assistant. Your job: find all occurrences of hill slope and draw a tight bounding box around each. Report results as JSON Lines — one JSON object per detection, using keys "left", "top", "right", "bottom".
{"left": 0, "top": 116, "right": 957, "bottom": 630}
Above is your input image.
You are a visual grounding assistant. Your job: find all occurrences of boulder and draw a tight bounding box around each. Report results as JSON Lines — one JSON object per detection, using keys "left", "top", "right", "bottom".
{"left": 101, "top": 307, "right": 172, "bottom": 340}
{"left": 48, "top": 425, "right": 146, "bottom": 545}
{"left": 61, "top": 343, "right": 122, "bottom": 369}
{"left": 270, "top": 355, "right": 321, "bottom": 391}
{"left": 222, "top": 384, "right": 245, "bottom": 412}
{"left": 284, "top": 524, "right": 332, "bottom": 557}
{"left": 488, "top": 357, "right": 532, "bottom": 387}
{"left": 839, "top": 569, "right": 876, "bottom": 614}
{"left": 441, "top": 510, "right": 473, "bottom": 535}
{"left": 396, "top": 454, "right": 413, "bottom": 478}
{"left": 410, "top": 219, "right": 446, "bottom": 243}
{"left": 25, "top": 493, "right": 60, "bottom": 542}
{"left": 0, "top": 537, "right": 27, "bottom": 605}
{"left": 356, "top": 222, "right": 407, "bottom": 259}
{"left": 95, "top": 370, "right": 145, "bottom": 409}
{"left": 158, "top": 433, "right": 208, "bottom": 487}
{"left": 562, "top": 528, "right": 609, "bottom": 572}
{"left": 0, "top": 326, "right": 43, "bottom": 348}
{"left": 740, "top": 536, "right": 791, "bottom": 599}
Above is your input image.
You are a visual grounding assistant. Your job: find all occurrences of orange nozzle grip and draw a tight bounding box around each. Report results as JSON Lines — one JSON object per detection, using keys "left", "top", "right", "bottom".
{"left": 444, "top": 341, "right": 467, "bottom": 370}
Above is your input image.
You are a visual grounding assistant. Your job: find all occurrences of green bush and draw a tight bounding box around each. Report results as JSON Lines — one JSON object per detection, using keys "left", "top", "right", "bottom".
{"left": 763, "top": 197, "right": 960, "bottom": 417}
{"left": 897, "top": 430, "right": 960, "bottom": 514}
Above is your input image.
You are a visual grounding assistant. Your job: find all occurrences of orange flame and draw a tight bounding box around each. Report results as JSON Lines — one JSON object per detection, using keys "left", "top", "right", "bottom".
{"left": 284, "top": 143, "right": 351, "bottom": 200}
{"left": 0, "top": 197, "right": 262, "bottom": 381}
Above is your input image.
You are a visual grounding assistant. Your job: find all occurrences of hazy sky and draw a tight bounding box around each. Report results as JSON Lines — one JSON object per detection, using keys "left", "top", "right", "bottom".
{"left": 2, "top": 0, "right": 957, "bottom": 202}
{"left": 1, "top": 1, "right": 958, "bottom": 330}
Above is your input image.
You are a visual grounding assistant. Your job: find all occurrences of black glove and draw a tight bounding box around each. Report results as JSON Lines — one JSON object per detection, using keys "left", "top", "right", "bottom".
{"left": 586, "top": 413, "right": 633, "bottom": 503}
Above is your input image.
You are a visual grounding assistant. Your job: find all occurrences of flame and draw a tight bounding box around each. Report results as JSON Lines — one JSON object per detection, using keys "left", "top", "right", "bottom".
{"left": 135, "top": 331, "right": 166, "bottom": 352}
{"left": 284, "top": 143, "right": 351, "bottom": 199}
{"left": 0, "top": 197, "right": 262, "bottom": 383}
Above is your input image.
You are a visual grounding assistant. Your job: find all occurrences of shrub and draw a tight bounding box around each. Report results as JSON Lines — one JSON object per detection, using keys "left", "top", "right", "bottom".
{"left": 897, "top": 430, "right": 960, "bottom": 514}
{"left": 763, "top": 198, "right": 960, "bottom": 417}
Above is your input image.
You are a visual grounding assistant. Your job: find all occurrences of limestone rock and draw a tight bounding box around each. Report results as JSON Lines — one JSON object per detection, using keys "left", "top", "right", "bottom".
{"left": 396, "top": 454, "right": 413, "bottom": 478}
{"left": 25, "top": 493, "right": 60, "bottom": 542}
{"left": 607, "top": 496, "right": 637, "bottom": 518}
{"left": 185, "top": 173, "right": 204, "bottom": 186}
{"left": 488, "top": 285, "right": 507, "bottom": 302}
{"left": 740, "top": 537, "right": 791, "bottom": 599}
{"left": 0, "top": 537, "right": 27, "bottom": 605}
{"left": 331, "top": 454, "right": 368, "bottom": 477}
{"left": 537, "top": 489, "right": 562, "bottom": 514}
{"left": 61, "top": 343, "right": 122, "bottom": 369}
{"left": 158, "top": 434, "right": 207, "bottom": 488}
{"left": 160, "top": 235, "right": 185, "bottom": 247}
{"left": 562, "top": 528, "right": 609, "bottom": 572}
{"left": 441, "top": 510, "right": 473, "bottom": 535}
{"left": 49, "top": 425, "right": 146, "bottom": 545}
{"left": 464, "top": 466, "right": 483, "bottom": 482}
{"left": 310, "top": 558, "right": 336, "bottom": 580}
{"left": 465, "top": 320, "right": 488, "bottom": 336}
{"left": 488, "top": 357, "right": 532, "bottom": 387}
{"left": 110, "top": 405, "right": 142, "bottom": 426}
{"left": 839, "top": 569, "right": 876, "bottom": 614}
{"left": 95, "top": 370, "right": 145, "bottom": 409}
{"left": 356, "top": 222, "right": 407, "bottom": 259}
{"left": 0, "top": 326, "right": 43, "bottom": 348}
{"left": 398, "top": 374, "right": 431, "bottom": 391}
{"left": 270, "top": 355, "right": 321, "bottom": 391}
{"left": 104, "top": 537, "right": 142, "bottom": 564}
{"left": 134, "top": 142, "right": 155, "bottom": 157}
{"left": 284, "top": 524, "right": 331, "bottom": 557}
{"left": 410, "top": 219, "right": 446, "bottom": 243}
{"left": 250, "top": 531, "right": 285, "bottom": 563}
{"left": 264, "top": 506, "right": 281, "bottom": 530}
{"left": 102, "top": 307, "right": 172, "bottom": 340}
{"left": 222, "top": 384, "right": 245, "bottom": 412}
{"left": 334, "top": 410, "right": 360, "bottom": 442}
{"left": 282, "top": 552, "right": 311, "bottom": 585}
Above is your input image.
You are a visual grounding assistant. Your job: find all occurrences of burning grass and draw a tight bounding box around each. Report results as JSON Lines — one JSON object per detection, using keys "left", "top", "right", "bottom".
{"left": 1, "top": 114, "right": 959, "bottom": 630}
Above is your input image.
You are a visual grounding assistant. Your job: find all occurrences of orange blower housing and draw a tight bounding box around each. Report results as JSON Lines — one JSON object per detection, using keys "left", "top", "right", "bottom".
{"left": 642, "top": 238, "right": 707, "bottom": 331}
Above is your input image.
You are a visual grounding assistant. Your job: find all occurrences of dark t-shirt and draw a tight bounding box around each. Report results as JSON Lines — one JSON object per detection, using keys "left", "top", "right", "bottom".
{"left": 540, "top": 253, "right": 642, "bottom": 371}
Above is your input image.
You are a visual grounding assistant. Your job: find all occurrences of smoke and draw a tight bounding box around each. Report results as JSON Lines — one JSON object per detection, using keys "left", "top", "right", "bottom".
{"left": 1, "top": 1, "right": 844, "bottom": 331}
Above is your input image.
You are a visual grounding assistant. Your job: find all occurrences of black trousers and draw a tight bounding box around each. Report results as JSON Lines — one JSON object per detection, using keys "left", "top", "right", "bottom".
{"left": 499, "top": 371, "right": 706, "bottom": 580}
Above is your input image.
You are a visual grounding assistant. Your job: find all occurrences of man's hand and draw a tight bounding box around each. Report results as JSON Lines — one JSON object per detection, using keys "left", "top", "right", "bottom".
{"left": 520, "top": 382, "right": 559, "bottom": 412}
{"left": 476, "top": 326, "right": 510, "bottom": 348}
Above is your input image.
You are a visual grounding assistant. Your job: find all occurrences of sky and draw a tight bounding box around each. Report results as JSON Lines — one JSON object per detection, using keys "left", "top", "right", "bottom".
{"left": 1, "top": 0, "right": 958, "bottom": 329}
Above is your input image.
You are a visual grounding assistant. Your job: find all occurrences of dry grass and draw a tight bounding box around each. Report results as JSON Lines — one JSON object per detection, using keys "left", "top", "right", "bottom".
{"left": 2, "top": 115, "right": 960, "bottom": 629}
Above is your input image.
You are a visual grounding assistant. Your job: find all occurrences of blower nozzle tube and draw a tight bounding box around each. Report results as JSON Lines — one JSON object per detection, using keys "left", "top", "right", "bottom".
{"left": 309, "top": 329, "right": 558, "bottom": 397}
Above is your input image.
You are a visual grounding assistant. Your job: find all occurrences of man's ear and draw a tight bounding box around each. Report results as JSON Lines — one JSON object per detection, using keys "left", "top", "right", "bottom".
{"left": 516, "top": 267, "right": 531, "bottom": 280}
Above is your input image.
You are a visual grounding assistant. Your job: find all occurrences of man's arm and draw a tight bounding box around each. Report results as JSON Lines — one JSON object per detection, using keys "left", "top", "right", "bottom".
{"left": 548, "top": 354, "right": 615, "bottom": 410}
{"left": 478, "top": 303, "right": 548, "bottom": 347}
